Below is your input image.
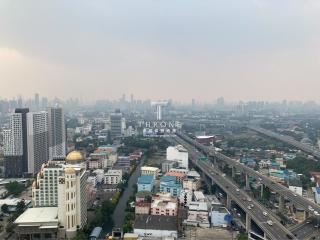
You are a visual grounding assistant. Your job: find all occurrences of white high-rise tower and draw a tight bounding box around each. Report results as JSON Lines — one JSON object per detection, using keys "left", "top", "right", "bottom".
{"left": 48, "top": 107, "right": 66, "bottom": 160}
{"left": 27, "top": 111, "right": 49, "bottom": 174}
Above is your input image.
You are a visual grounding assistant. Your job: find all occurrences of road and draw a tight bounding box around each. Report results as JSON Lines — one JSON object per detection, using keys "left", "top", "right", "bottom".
{"left": 171, "top": 136, "right": 297, "bottom": 240}
{"left": 112, "top": 155, "right": 146, "bottom": 229}
{"left": 176, "top": 132, "right": 320, "bottom": 217}
{"left": 248, "top": 125, "right": 320, "bottom": 159}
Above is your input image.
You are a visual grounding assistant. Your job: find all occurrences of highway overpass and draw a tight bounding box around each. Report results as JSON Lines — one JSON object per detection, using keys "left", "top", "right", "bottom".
{"left": 171, "top": 135, "right": 297, "bottom": 240}
{"left": 248, "top": 125, "right": 320, "bottom": 159}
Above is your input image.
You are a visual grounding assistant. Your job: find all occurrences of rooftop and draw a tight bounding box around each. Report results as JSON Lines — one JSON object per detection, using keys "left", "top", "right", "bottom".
{"left": 141, "top": 166, "right": 160, "bottom": 172}
{"left": 134, "top": 215, "right": 178, "bottom": 231}
{"left": 189, "top": 202, "right": 208, "bottom": 212}
{"left": 161, "top": 175, "right": 177, "bottom": 183}
{"left": 15, "top": 207, "right": 58, "bottom": 225}
{"left": 165, "top": 171, "right": 186, "bottom": 178}
{"left": 151, "top": 200, "right": 177, "bottom": 210}
{"left": 138, "top": 175, "right": 154, "bottom": 184}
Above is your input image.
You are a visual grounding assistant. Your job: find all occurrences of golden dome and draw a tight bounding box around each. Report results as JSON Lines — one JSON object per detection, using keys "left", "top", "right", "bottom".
{"left": 65, "top": 166, "right": 75, "bottom": 174}
{"left": 66, "top": 151, "right": 84, "bottom": 162}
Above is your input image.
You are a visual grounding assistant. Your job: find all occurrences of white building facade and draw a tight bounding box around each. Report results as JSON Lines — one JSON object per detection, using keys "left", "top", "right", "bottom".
{"left": 166, "top": 145, "right": 189, "bottom": 169}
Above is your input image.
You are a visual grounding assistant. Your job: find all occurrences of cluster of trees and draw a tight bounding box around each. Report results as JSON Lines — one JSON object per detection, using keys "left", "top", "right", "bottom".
{"left": 75, "top": 200, "right": 116, "bottom": 240}
{"left": 2, "top": 199, "right": 26, "bottom": 234}
{"left": 5, "top": 181, "right": 26, "bottom": 196}
{"left": 224, "top": 136, "right": 291, "bottom": 151}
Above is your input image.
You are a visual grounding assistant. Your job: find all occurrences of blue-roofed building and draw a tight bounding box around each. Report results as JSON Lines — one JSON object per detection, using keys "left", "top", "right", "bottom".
{"left": 160, "top": 176, "right": 182, "bottom": 197}
{"left": 89, "top": 227, "right": 103, "bottom": 240}
{"left": 137, "top": 175, "right": 154, "bottom": 192}
{"left": 313, "top": 187, "right": 320, "bottom": 204}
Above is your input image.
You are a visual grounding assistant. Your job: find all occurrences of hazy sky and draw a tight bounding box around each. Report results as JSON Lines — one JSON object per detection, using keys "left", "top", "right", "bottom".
{"left": 1, "top": 0, "right": 320, "bottom": 103}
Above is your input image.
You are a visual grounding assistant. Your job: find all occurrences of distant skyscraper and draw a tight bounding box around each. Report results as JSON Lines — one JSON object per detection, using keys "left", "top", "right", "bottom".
{"left": 110, "top": 110, "right": 123, "bottom": 139}
{"left": 41, "top": 97, "right": 48, "bottom": 110}
{"left": 48, "top": 107, "right": 66, "bottom": 160}
{"left": 17, "top": 97, "right": 23, "bottom": 108}
{"left": 15, "top": 108, "right": 30, "bottom": 173}
{"left": 27, "top": 111, "right": 49, "bottom": 173}
{"left": 35, "top": 93, "right": 40, "bottom": 111}
{"left": 3, "top": 113, "right": 24, "bottom": 177}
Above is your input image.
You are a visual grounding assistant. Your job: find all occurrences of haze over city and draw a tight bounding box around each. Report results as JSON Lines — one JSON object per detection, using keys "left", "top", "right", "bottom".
{"left": 1, "top": 0, "right": 320, "bottom": 102}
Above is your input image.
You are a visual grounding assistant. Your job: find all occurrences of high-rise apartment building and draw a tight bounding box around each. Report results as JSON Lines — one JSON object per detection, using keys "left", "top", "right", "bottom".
{"left": 110, "top": 110, "right": 124, "bottom": 139}
{"left": 58, "top": 151, "right": 88, "bottom": 238}
{"left": 3, "top": 113, "right": 23, "bottom": 177}
{"left": 27, "top": 111, "right": 49, "bottom": 174}
{"left": 15, "top": 108, "right": 30, "bottom": 173}
{"left": 48, "top": 107, "right": 66, "bottom": 160}
{"left": 32, "top": 162, "right": 64, "bottom": 207}
{"left": 29, "top": 151, "right": 87, "bottom": 239}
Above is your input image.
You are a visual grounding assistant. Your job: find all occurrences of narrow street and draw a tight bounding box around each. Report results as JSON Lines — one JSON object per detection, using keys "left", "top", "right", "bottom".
{"left": 109, "top": 155, "right": 146, "bottom": 231}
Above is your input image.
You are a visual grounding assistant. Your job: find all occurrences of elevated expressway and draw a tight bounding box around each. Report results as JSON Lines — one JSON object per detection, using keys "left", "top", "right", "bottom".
{"left": 170, "top": 135, "right": 297, "bottom": 240}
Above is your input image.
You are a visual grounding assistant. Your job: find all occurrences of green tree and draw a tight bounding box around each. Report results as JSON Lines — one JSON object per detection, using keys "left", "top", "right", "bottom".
{"left": 1, "top": 204, "right": 9, "bottom": 214}
{"left": 5, "top": 181, "right": 25, "bottom": 196}
{"left": 5, "top": 222, "right": 15, "bottom": 234}
{"left": 237, "top": 233, "right": 248, "bottom": 240}
{"left": 16, "top": 200, "right": 26, "bottom": 214}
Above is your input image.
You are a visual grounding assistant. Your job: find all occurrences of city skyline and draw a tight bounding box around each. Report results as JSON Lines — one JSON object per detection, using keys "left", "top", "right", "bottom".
{"left": 1, "top": 1, "right": 320, "bottom": 102}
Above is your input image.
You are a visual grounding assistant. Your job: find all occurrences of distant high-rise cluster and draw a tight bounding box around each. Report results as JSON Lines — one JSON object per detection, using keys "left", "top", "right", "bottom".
{"left": 3, "top": 107, "right": 66, "bottom": 177}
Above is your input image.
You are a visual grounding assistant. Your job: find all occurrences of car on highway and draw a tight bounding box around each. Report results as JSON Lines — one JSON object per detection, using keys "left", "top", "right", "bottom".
{"left": 309, "top": 206, "right": 314, "bottom": 211}
{"left": 267, "top": 220, "right": 273, "bottom": 226}
{"left": 247, "top": 206, "right": 252, "bottom": 210}
{"left": 236, "top": 188, "right": 240, "bottom": 192}
{"left": 249, "top": 204, "right": 254, "bottom": 208}
{"left": 263, "top": 212, "right": 268, "bottom": 216}
{"left": 247, "top": 197, "right": 252, "bottom": 202}
{"left": 286, "top": 234, "right": 293, "bottom": 239}
{"left": 237, "top": 213, "right": 241, "bottom": 217}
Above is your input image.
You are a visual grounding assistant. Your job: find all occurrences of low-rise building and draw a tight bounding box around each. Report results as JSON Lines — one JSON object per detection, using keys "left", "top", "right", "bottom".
{"left": 184, "top": 201, "right": 210, "bottom": 228}
{"left": 135, "top": 202, "right": 151, "bottom": 215}
{"left": 104, "top": 169, "right": 122, "bottom": 185}
{"left": 137, "top": 175, "right": 154, "bottom": 192}
{"left": 0, "top": 198, "right": 31, "bottom": 212}
{"left": 151, "top": 193, "right": 178, "bottom": 216}
{"left": 165, "top": 171, "right": 186, "bottom": 184}
{"left": 162, "top": 160, "right": 178, "bottom": 173}
{"left": 211, "top": 207, "right": 231, "bottom": 227}
{"left": 193, "top": 191, "right": 206, "bottom": 202}
{"left": 166, "top": 145, "right": 189, "bottom": 169}
{"left": 14, "top": 207, "right": 59, "bottom": 239}
{"left": 141, "top": 166, "right": 160, "bottom": 180}
{"left": 160, "top": 176, "right": 182, "bottom": 197}
{"left": 183, "top": 177, "right": 201, "bottom": 191}
{"left": 134, "top": 215, "right": 178, "bottom": 239}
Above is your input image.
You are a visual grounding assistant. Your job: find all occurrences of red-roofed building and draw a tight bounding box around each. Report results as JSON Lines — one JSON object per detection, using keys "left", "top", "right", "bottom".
{"left": 165, "top": 171, "right": 186, "bottom": 184}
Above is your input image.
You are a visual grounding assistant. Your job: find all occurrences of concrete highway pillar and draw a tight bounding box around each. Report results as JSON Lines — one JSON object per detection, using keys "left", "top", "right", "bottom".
{"left": 246, "top": 214, "right": 251, "bottom": 231}
{"left": 213, "top": 157, "right": 217, "bottom": 166}
{"left": 304, "top": 210, "right": 310, "bottom": 220}
{"left": 231, "top": 167, "right": 235, "bottom": 178}
{"left": 279, "top": 196, "right": 285, "bottom": 212}
{"left": 245, "top": 174, "right": 250, "bottom": 189}
{"left": 260, "top": 185, "right": 264, "bottom": 199}
{"left": 227, "top": 194, "right": 231, "bottom": 209}
{"left": 263, "top": 232, "right": 267, "bottom": 240}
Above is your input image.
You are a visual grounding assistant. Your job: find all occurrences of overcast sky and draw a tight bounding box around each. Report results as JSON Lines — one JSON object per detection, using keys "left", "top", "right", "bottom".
{"left": 1, "top": 0, "right": 320, "bottom": 103}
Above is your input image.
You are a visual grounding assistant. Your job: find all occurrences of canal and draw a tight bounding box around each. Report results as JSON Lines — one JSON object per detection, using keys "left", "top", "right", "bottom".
{"left": 112, "top": 154, "right": 146, "bottom": 228}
